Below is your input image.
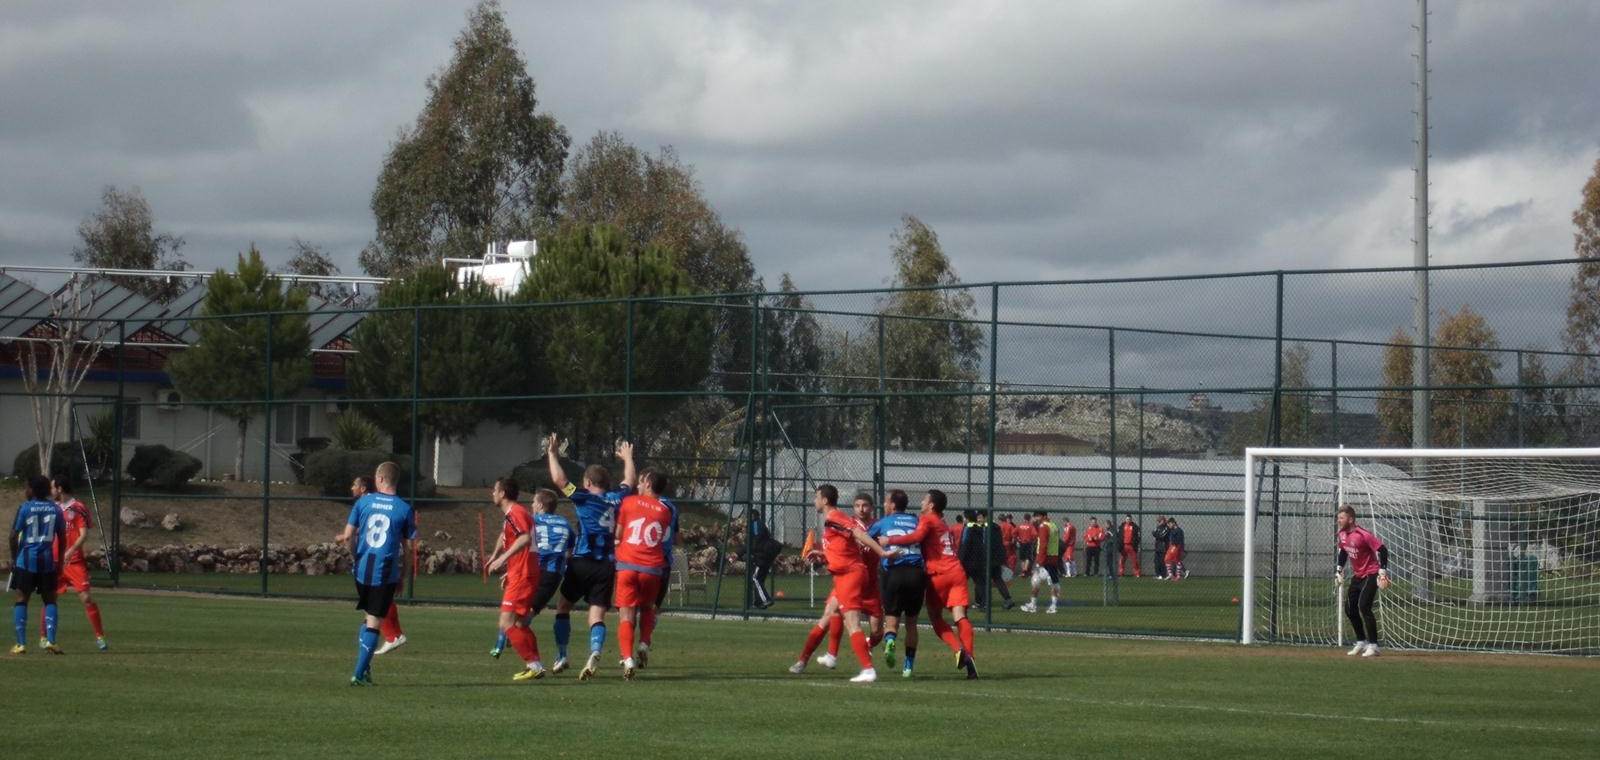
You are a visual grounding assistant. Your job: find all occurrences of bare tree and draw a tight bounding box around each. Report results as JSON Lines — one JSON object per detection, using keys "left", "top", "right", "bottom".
{"left": 16, "top": 277, "right": 109, "bottom": 475}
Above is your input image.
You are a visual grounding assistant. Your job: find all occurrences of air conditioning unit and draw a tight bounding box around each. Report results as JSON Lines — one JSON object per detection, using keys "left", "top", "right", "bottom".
{"left": 326, "top": 401, "right": 344, "bottom": 416}
{"left": 156, "top": 389, "right": 182, "bottom": 411}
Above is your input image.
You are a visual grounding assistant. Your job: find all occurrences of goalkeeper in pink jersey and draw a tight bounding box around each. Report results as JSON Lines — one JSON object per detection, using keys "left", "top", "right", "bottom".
{"left": 1335, "top": 505, "right": 1390, "bottom": 658}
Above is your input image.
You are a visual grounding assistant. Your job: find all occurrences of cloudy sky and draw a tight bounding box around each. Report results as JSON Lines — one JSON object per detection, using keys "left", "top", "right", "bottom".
{"left": 2, "top": 0, "right": 1597, "bottom": 388}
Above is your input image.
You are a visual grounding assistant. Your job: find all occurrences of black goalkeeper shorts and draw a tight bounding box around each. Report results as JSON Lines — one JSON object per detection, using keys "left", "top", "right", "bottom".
{"left": 883, "top": 564, "right": 928, "bottom": 618}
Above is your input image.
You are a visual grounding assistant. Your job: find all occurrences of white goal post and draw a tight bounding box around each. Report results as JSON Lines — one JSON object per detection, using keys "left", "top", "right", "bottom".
{"left": 1242, "top": 447, "right": 1600, "bottom": 654}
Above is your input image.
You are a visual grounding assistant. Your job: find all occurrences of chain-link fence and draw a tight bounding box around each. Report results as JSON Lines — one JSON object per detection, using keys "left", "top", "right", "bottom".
{"left": 4, "top": 258, "right": 1600, "bottom": 642}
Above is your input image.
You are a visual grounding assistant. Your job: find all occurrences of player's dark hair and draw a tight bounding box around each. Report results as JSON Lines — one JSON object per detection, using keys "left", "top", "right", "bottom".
{"left": 816, "top": 483, "right": 839, "bottom": 506}
{"left": 640, "top": 469, "right": 668, "bottom": 495}
{"left": 1167, "top": 517, "right": 1178, "bottom": 525}
{"left": 926, "top": 489, "right": 947, "bottom": 515}
{"left": 888, "top": 489, "right": 908, "bottom": 512}
{"left": 853, "top": 492, "right": 875, "bottom": 507}
{"left": 26, "top": 475, "right": 51, "bottom": 501}
{"left": 584, "top": 464, "right": 612, "bottom": 491}
{"left": 51, "top": 475, "right": 73, "bottom": 495}
{"left": 495, "top": 477, "right": 520, "bottom": 502}
{"left": 533, "top": 488, "right": 558, "bottom": 513}
{"left": 1337, "top": 505, "right": 1356, "bottom": 520}
{"left": 355, "top": 475, "right": 375, "bottom": 493}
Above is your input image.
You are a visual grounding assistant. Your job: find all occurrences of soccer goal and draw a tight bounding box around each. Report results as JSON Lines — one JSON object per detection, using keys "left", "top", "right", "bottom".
{"left": 1241, "top": 447, "right": 1600, "bottom": 655}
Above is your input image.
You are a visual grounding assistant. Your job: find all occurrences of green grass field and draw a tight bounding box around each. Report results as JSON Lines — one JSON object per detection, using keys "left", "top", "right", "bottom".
{"left": 3, "top": 591, "right": 1596, "bottom": 759}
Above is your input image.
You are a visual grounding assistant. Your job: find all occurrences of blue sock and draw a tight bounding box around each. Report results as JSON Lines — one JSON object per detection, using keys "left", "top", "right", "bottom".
{"left": 43, "top": 604, "right": 57, "bottom": 643}
{"left": 905, "top": 646, "right": 917, "bottom": 671}
{"left": 885, "top": 632, "right": 897, "bottom": 646}
{"left": 12, "top": 604, "right": 24, "bottom": 648}
{"left": 589, "top": 622, "right": 606, "bottom": 655}
{"left": 354, "top": 626, "right": 379, "bottom": 680}
{"left": 495, "top": 632, "right": 508, "bottom": 652}
{"left": 554, "top": 614, "right": 571, "bottom": 659}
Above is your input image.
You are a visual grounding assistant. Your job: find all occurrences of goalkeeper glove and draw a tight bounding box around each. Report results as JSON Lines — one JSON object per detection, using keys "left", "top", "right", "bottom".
{"left": 1377, "top": 569, "right": 1391, "bottom": 590}
{"left": 1334, "top": 569, "right": 1344, "bottom": 587}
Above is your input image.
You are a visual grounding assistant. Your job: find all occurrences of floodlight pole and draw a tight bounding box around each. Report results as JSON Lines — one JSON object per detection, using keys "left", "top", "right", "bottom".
{"left": 1411, "top": 0, "right": 1431, "bottom": 450}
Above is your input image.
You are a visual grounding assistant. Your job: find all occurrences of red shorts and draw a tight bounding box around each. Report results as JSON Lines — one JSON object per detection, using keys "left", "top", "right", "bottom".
{"left": 613, "top": 569, "right": 664, "bottom": 609}
{"left": 830, "top": 565, "right": 872, "bottom": 613}
{"left": 501, "top": 575, "right": 537, "bottom": 617}
{"left": 57, "top": 563, "right": 92, "bottom": 594}
{"left": 925, "top": 570, "right": 970, "bottom": 611}
{"left": 1164, "top": 546, "right": 1182, "bottom": 564}
{"left": 860, "top": 579, "right": 884, "bottom": 619}
{"left": 1063, "top": 546, "right": 1075, "bottom": 561}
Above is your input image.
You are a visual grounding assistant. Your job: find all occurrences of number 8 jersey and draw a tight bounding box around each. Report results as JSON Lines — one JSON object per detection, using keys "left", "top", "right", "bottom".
{"left": 347, "top": 492, "right": 418, "bottom": 586}
{"left": 614, "top": 494, "right": 674, "bottom": 576}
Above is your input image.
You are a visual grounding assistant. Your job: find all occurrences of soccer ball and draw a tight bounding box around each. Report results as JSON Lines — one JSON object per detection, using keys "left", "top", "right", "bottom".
{"left": 775, "top": 590, "right": 787, "bottom": 599}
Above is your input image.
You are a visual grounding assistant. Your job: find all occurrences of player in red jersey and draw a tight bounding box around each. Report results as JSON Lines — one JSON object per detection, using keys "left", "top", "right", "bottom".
{"left": 788, "top": 484, "right": 890, "bottom": 683}
{"left": 40, "top": 477, "right": 106, "bottom": 651}
{"left": 882, "top": 489, "right": 979, "bottom": 679}
{"left": 851, "top": 492, "right": 886, "bottom": 646}
{"left": 999, "top": 515, "right": 1018, "bottom": 573}
{"left": 612, "top": 470, "right": 675, "bottom": 680}
{"left": 483, "top": 478, "right": 546, "bottom": 681}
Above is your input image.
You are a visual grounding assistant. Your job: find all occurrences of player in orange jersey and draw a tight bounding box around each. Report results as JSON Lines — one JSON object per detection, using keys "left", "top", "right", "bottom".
{"left": 41, "top": 477, "right": 106, "bottom": 651}
{"left": 612, "top": 469, "right": 676, "bottom": 680}
{"left": 851, "top": 492, "right": 886, "bottom": 646}
{"left": 881, "top": 489, "right": 978, "bottom": 679}
{"left": 484, "top": 478, "right": 546, "bottom": 681}
{"left": 787, "top": 484, "right": 890, "bottom": 683}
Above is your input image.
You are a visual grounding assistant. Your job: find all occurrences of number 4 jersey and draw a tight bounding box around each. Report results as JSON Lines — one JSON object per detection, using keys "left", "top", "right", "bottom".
{"left": 615, "top": 493, "right": 675, "bottom": 576}
{"left": 347, "top": 492, "right": 418, "bottom": 587}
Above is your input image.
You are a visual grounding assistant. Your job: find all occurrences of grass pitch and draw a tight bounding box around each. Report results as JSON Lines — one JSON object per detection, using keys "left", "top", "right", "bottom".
{"left": 2, "top": 591, "right": 1596, "bottom": 759}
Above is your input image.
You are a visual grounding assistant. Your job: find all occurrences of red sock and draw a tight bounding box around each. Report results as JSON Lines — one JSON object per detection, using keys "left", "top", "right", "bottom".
{"left": 930, "top": 615, "right": 961, "bottom": 653}
{"left": 799, "top": 624, "right": 827, "bottom": 660}
{"left": 508, "top": 626, "right": 540, "bottom": 664}
{"left": 826, "top": 614, "right": 843, "bottom": 657}
{"left": 849, "top": 631, "right": 872, "bottom": 669}
{"left": 380, "top": 604, "right": 403, "bottom": 641}
{"left": 619, "top": 619, "right": 636, "bottom": 660}
{"left": 956, "top": 618, "right": 975, "bottom": 655}
{"left": 85, "top": 602, "right": 105, "bottom": 638}
{"left": 640, "top": 608, "right": 657, "bottom": 646}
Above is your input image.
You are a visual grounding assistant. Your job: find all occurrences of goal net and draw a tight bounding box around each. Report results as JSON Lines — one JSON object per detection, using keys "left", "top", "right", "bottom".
{"left": 1242, "top": 448, "right": 1600, "bottom": 655}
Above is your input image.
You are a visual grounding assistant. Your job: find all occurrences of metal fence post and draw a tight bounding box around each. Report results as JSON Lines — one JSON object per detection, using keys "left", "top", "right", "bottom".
{"left": 261, "top": 313, "right": 273, "bottom": 596}
{"left": 1515, "top": 350, "right": 1525, "bottom": 446}
{"left": 624, "top": 299, "right": 635, "bottom": 441}
{"left": 985, "top": 284, "right": 999, "bottom": 630}
{"left": 1105, "top": 327, "right": 1119, "bottom": 605}
{"left": 876, "top": 314, "right": 886, "bottom": 500}
{"left": 110, "top": 319, "right": 125, "bottom": 586}
{"left": 409, "top": 306, "right": 420, "bottom": 601}
{"left": 1330, "top": 341, "right": 1340, "bottom": 444}
{"left": 1269, "top": 272, "right": 1284, "bottom": 641}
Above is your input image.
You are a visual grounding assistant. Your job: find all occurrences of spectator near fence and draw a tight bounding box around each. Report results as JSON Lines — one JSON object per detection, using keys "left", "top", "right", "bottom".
{"left": 959, "top": 511, "right": 1013, "bottom": 610}
{"left": 749, "top": 511, "right": 784, "bottom": 609}
{"left": 1015, "top": 518, "right": 1037, "bottom": 575}
{"left": 1165, "top": 518, "right": 1187, "bottom": 580}
{"left": 1083, "top": 518, "right": 1106, "bottom": 576}
{"left": 999, "top": 515, "right": 1018, "bottom": 572}
{"left": 1119, "top": 515, "right": 1142, "bottom": 578}
{"left": 1061, "top": 516, "right": 1078, "bottom": 577}
{"left": 1151, "top": 516, "right": 1170, "bottom": 579}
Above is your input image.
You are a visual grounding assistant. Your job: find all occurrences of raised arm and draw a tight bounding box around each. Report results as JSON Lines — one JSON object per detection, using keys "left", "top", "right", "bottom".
{"left": 850, "top": 525, "right": 892, "bottom": 558}
{"left": 617, "top": 440, "right": 637, "bottom": 490}
{"left": 882, "top": 517, "right": 930, "bottom": 547}
{"left": 546, "top": 433, "right": 570, "bottom": 490}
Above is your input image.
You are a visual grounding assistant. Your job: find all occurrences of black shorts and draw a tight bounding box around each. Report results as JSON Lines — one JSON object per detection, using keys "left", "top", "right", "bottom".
{"left": 560, "top": 557, "right": 615, "bottom": 609}
{"left": 531, "top": 570, "right": 564, "bottom": 616}
{"left": 354, "top": 581, "right": 399, "bottom": 618}
{"left": 883, "top": 564, "right": 928, "bottom": 618}
{"left": 654, "top": 568, "right": 670, "bottom": 608}
{"left": 7, "top": 568, "right": 57, "bottom": 597}
{"left": 1039, "top": 558, "right": 1061, "bottom": 584}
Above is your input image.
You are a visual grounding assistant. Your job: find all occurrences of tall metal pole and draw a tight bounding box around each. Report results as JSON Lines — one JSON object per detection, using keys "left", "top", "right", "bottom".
{"left": 408, "top": 307, "right": 420, "bottom": 601}
{"left": 260, "top": 314, "right": 273, "bottom": 596}
{"left": 1412, "top": 0, "right": 1431, "bottom": 450}
{"left": 986, "top": 285, "right": 999, "bottom": 630}
{"left": 110, "top": 320, "right": 125, "bottom": 586}
{"left": 624, "top": 299, "right": 634, "bottom": 440}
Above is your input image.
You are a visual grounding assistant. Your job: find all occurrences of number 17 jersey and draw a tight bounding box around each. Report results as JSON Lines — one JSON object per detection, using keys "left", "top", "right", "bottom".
{"left": 347, "top": 492, "right": 418, "bottom": 586}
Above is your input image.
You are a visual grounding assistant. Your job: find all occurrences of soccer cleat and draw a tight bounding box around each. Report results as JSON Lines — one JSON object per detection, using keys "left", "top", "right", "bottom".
{"left": 96, "top": 637, "right": 108, "bottom": 652}
{"left": 551, "top": 656, "right": 569, "bottom": 673}
{"left": 788, "top": 660, "right": 807, "bottom": 675}
{"left": 512, "top": 664, "right": 547, "bottom": 681}
{"left": 1003, "top": 599, "right": 1014, "bottom": 610}
{"left": 9, "top": 645, "right": 24, "bottom": 655}
{"left": 636, "top": 643, "right": 649, "bottom": 669}
{"left": 349, "top": 675, "right": 374, "bottom": 687}
{"left": 1019, "top": 601, "right": 1037, "bottom": 613}
{"left": 622, "top": 657, "right": 637, "bottom": 681}
{"left": 1361, "top": 644, "right": 1380, "bottom": 658}
{"left": 816, "top": 652, "right": 838, "bottom": 669}
{"left": 901, "top": 666, "right": 913, "bottom": 678}
{"left": 374, "top": 634, "right": 407, "bottom": 656}
{"left": 1046, "top": 604, "right": 1058, "bottom": 615}
{"left": 961, "top": 652, "right": 979, "bottom": 680}
{"left": 490, "top": 646, "right": 503, "bottom": 659}
{"left": 44, "top": 643, "right": 63, "bottom": 655}
{"left": 883, "top": 637, "right": 898, "bottom": 668}
{"left": 39, "top": 637, "right": 49, "bottom": 649}
{"left": 1347, "top": 641, "right": 1368, "bottom": 656}
{"left": 849, "top": 668, "right": 877, "bottom": 684}
{"left": 578, "top": 652, "right": 601, "bottom": 681}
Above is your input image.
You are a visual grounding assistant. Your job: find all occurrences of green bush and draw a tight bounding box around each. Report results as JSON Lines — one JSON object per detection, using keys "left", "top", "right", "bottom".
{"left": 289, "top": 437, "right": 332, "bottom": 484}
{"left": 304, "top": 448, "right": 434, "bottom": 499}
{"left": 12, "top": 441, "right": 89, "bottom": 485}
{"left": 125, "top": 444, "right": 202, "bottom": 489}
{"left": 330, "top": 411, "right": 383, "bottom": 451}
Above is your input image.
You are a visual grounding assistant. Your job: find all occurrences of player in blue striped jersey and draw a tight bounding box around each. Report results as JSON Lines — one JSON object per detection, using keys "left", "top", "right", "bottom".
{"left": 867, "top": 489, "right": 926, "bottom": 677}
{"left": 10, "top": 476, "right": 66, "bottom": 655}
{"left": 492, "top": 488, "right": 572, "bottom": 658}
{"left": 335, "top": 462, "right": 417, "bottom": 685}
{"left": 545, "top": 432, "right": 636, "bottom": 680}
